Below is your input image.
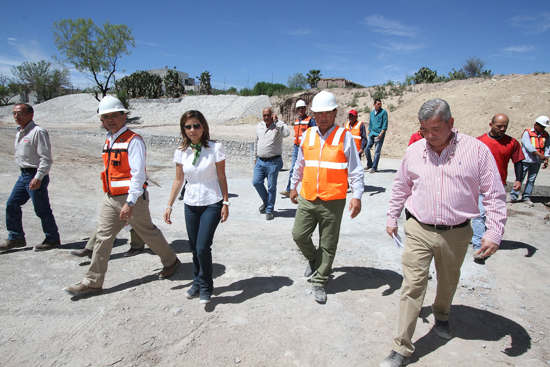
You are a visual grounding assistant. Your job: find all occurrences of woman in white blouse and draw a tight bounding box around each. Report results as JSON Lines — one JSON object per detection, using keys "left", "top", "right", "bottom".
{"left": 164, "top": 110, "right": 229, "bottom": 304}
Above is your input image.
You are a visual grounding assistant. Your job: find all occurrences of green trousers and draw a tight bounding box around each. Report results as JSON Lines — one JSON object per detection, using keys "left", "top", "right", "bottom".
{"left": 292, "top": 196, "right": 346, "bottom": 287}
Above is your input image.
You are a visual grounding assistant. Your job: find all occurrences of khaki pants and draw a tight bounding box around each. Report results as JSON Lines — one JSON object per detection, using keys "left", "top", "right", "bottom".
{"left": 393, "top": 218, "right": 473, "bottom": 357}
{"left": 85, "top": 226, "right": 145, "bottom": 251}
{"left": 292, "top": 196, "right": 346, "bottom": 287}
{"left": 83, "top": 192, "right": 177, "bottom": 288}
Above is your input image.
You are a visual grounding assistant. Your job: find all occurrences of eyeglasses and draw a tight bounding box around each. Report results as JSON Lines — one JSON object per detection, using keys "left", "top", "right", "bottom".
{"left": 12, "top": 112, "right": 29, "bottom": 117}
{"left": 184, "top": 123, "right": 202, "bottom": 130}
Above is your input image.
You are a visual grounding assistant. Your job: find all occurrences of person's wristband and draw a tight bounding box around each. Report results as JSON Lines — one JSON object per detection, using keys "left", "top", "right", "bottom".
{"left": 223, "top": 201, "right": 230, "bottom": 207}
{"left": 166, "top": 206, "right": 172, "bottom": 210}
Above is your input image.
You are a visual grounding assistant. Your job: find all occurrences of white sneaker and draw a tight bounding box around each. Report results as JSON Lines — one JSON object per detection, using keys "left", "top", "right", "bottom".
{"left": 380, "top": 351, "right": 411, "bottom": 367}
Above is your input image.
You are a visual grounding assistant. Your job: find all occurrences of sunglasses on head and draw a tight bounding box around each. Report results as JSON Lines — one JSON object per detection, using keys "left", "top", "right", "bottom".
{"left": 184, "top": 123, "right": 202, "bottom": 130}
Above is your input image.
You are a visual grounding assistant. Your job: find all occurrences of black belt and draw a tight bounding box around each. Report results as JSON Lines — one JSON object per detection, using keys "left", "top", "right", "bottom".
{"left": 21, "top": 167, "right": 37, "bottom": 174}
{"left": 258, "top": 155, "right": 281, "bottom": 161}
{"left": 406, "top": 209, "right": 470, "bottom": 230}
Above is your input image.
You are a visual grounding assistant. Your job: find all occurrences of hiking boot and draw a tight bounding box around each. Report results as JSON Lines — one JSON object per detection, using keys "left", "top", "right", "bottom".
{"left": 123, "top": 247, "right": 144, "bottom": 257}
{"left": 304, "top": 261, "right": 316, "bottom": 277}
{"left": 0, "top": 238, "right": 27, "bottom": 252}
{"left": 380, "top": 350, "right": 411, "bottom": 367}
{"left": 259, "top": 204, "right": 267, "bottom": 214}
{"left": 34, "top": 239, "right": 61, "bottom": 252}
{"left": 313, "top": 286, "right": 327, "bottom": 303}
{"left": 266, "top": 213, "right": 274, "bottom": 220}
{"left": 64, "top": 282, "right": 102, "bottom": 297}
{"left": 70, "top": 248, "right": 93, "bottom": 258}
{"left": 158, "top": 258, "right": 181, "bottom": 279}
{"left": 432, "top": 319, "right": 452, "bottom": 339}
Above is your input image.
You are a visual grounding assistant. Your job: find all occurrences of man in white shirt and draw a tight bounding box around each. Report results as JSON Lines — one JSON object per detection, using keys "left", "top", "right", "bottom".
{"left": 253, "top": 107, "right": 290, "bottom": 220}
{"left": 65, "top": 96, "right": 180, "bottom": 297}
{"left": 1, "top": 104, "right": 60, "bottom": 252}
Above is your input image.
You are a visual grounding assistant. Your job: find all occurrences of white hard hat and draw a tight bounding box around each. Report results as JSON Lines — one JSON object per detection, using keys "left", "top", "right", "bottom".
{"left": 310, "top": 91, "right": 338, "bottom": 112}
{"left": 295, "top": 100, "right": 307, "bottom": 108}
{"left": 535, "top": 115, "right": 550, "bottom": 128}
{"left": 98, "top": 96, "right": 129, "bottom": 116}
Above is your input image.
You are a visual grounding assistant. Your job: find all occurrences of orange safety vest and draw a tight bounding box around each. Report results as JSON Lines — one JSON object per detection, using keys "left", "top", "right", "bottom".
{"left": 345, "top": 120, "right": 364, "bottom": 152}
{"left": 294, "top": 116, "right": 312, "bottom": 145}
{"left": 101, "top": 129, "right": 146, "bottom": 196}
{"left": 525, "top": 129, "right": 549, "bottom": 155}
{"left": 300, "top": 126, "right": 349, "bottom": 201}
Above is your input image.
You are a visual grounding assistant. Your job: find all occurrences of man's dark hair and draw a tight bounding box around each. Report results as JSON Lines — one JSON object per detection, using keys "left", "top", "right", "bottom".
{"left": 16, "top": 103, "right": 33, "bottom": 114}
{"left": 374, "top": 99, "right": 382, "bottom": 104}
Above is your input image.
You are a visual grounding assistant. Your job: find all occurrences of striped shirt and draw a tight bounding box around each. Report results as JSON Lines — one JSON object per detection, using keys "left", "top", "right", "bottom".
{"left": 387, "top": 130, "right": 507, "bottom": 245}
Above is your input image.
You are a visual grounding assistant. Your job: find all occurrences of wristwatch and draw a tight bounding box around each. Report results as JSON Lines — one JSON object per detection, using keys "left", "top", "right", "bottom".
{"left": 126, "top": 201, "right": 134, "bottom": 207}
{"left": 223, "top": 201, "right": 230, "bottom": 207}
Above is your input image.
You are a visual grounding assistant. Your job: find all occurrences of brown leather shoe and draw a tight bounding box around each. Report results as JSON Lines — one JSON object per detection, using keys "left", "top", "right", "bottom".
{"left": 123, "top": 247, "right": 144, "bottom": 257}
{"left": 158, "top": 258, "right": 181, "bottom": 279}
{"left": 0, "top": 238, "right": 27, "bottom": 252}
{"left": 70, "top": 248, "right": 93, "bottom": 258}
{"left": 64, "top": 282, "right": 102, "bottom": 297}
{"left": 34, "top": 239, "right": 61, "bottom": 252}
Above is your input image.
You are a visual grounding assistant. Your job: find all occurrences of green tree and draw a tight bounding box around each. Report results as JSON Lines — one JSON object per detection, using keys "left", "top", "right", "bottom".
{"left": 0, "top": 74, "right": 20, "bottom": 105}
{"left": 196, "top": 71, "right": 212, "bottom": 94}
{"left": 462, "top": 56, "right": 490, "bottom": 78}
{"left": 306, "top": 69, "right": 322, "bottom": 88}
{"left": 11, "top": 60, "right": 71, "bottom": 102}
{"left": 52, "top": 18, "right": 135, "bottom": 100}
{"left": 164, "top": 69, "right": 185, "bottom": 98}
{"left": 287, "top": 73, "right": 307, "bottom": 89}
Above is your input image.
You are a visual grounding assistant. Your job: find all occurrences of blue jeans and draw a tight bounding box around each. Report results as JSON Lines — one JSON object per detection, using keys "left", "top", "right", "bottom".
{"left": 184, "top": 200, "right": 222, "bottom": 297}
{"left": 286, "top": 145, "right": 300, "bottom": 192}
{"left": 252, "top": 157, "right": 283, "bottom": 213}
{"left": 365, "top": 133, "right": 385, "bottom": 170}
{"left": 471, "top": 193, "right": 485, "bottom": 251}
{"left": 6, "top": 172, "right": 59, "bottom": 242}
{"left": 510, "top": 162, "right": 541, "bottom": 201}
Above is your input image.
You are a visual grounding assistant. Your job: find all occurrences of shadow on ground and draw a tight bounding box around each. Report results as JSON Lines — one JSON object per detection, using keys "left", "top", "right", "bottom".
{"left": 203, "top": 276, "right": 294, "bottom": 312}
{"left": 329, "top": 266, "right": 402, "bottom": 296}
{"left": 409, "top": 305, "right": 531, "bottom": 363}
{"left": 363, "top": 185, "right": 386, "bottom": 196}
{"left": 499, "top": 240, "right": 537, "bottom": 257}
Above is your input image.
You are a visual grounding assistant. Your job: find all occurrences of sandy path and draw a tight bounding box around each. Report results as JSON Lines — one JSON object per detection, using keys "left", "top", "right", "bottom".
{"left": 0, "top": 129, "right": 549, "bottom": 367}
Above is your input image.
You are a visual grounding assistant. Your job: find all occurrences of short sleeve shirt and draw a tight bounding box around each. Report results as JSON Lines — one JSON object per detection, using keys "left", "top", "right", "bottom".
{"left": 173, "top": 141, "right": 226, "bottom": 206}
{"left": 477, "top": 133, "right": 524, "bottom": 185}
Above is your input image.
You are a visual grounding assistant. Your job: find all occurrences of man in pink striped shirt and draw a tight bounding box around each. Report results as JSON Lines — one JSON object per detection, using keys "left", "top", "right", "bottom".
{"left": 380, "top": 99, "right": 506, "bottom": 367}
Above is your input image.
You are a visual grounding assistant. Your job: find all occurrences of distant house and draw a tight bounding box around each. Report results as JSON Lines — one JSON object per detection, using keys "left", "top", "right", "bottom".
{"left": 317, "top": 78, "right": 364, "bottom": 89}
{"left": 148, "top": 68, "right": 196, "bottom": 92}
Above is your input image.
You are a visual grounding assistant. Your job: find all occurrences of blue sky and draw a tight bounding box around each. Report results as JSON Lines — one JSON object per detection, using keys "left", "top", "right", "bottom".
{"left": 1, "top": 0, "right": 548, "bottom": 91}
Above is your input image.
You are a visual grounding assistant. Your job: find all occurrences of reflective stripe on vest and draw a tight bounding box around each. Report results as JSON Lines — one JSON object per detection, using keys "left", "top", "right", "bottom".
{"left": 294, "top": 116, "right": 312, "bottom": 145}
{"left": 101, "top": 129, "right": 146, "bottom": 196}
{"left": 526, "top": 129, "right": 549, "bottom": 155}
{"left": 345, "top": 121, "right": 364, "bottom": 151}
{"left": 300, "top": 126, "right": 348, "bottom": 201}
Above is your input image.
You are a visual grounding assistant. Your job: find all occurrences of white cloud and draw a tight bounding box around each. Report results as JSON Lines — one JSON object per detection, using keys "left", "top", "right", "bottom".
{"left": 364, "top": 15, "right": 417, "bottom": 37}
{"left": 510, "top": 12, "right": 550, "bottom": 34}
{"left": 138, "top": 41, "right": 162, "bottom": 47}
{"left": 501, "top": 46, "right": 535, "bottom": 53}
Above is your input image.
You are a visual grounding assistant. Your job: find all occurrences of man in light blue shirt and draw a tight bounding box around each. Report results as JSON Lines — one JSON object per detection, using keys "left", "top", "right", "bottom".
{"left": 365, "top": 99, "right": 388, "bottom": 173}
{"left": 510, "top": 115, "right": 550, "bottom": 206}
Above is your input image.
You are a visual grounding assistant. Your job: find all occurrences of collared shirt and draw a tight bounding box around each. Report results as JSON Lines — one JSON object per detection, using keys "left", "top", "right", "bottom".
{"left": 290, "top": 124, "right": 364, "bottom": 200}
{"left": 368, "top": 108, "right": 388, "bottom": 137}
{"left": 387, "top": 130, "right": 507, "bottom": 245}
{"left": 520, "top": 128, "right": 550, "bottom": 164}
{"left": 106, "top": 126, "right": 146, "bottom": 204}
{"left": 173, "top": 141, "right": 226, "bottom": 206}
{"left": 254, "top": 120, "right": 290, "bottom": 159}
{"left": 14, "top": 120, "right": 53, "bottom": 180}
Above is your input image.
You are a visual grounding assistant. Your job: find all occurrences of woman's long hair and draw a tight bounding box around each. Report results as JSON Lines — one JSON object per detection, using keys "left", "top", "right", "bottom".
{"left": 178, "top": 110, "right": 212, "bottom": 150}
